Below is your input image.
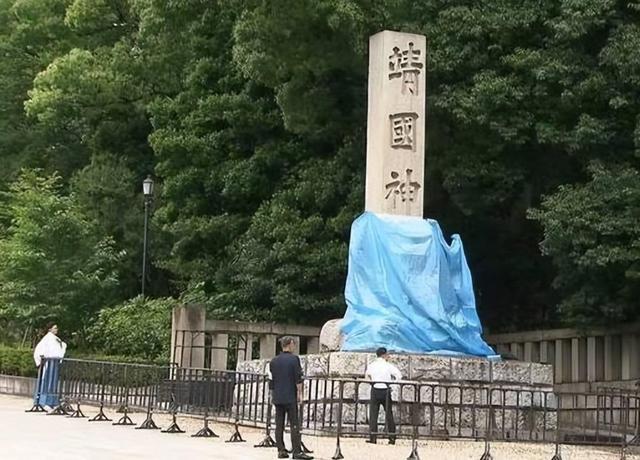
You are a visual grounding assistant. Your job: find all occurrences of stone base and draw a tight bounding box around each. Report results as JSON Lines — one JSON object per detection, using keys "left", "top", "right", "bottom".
{"left": 237, "top": 351, "right": 553, "bottom": 387}
{"left": 236, "top": 352, "right": 555, "bottom": 437}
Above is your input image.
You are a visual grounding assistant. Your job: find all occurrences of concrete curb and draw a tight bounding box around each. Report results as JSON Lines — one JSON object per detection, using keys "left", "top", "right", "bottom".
{"left": 0, "top": 374, "right": 36, "bottom": 397}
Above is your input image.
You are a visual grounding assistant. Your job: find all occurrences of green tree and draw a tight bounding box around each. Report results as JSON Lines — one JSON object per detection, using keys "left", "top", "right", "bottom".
{"left": 0, "top": 0, "right": 75, "bottom": 186}
{"left": 530, "top": 163, "right": 640, "bottom": 325}
{"left": 2, "top": 0, "right": 640, "bottom": 336}
{"left": 0, "top": 170, "right": 122, "bottom": 335}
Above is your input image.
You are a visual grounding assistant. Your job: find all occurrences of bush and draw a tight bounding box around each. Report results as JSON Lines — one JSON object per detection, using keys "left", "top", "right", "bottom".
{"left": 86, "top": 296, "right": 176, "bottom": 360}
{"left": 0, "top": 346, "right": 36, "bottom": 377}
{"left": 0, "top": 345, "right": 170, "bottom": 379}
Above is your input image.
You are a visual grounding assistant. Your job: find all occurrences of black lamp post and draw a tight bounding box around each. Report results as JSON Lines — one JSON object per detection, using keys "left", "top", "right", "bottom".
{"left": 141, "top": 175, "right": 154, "bottom": 298}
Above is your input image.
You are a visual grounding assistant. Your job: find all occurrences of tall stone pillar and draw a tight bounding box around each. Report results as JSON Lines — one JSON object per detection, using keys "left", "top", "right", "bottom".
{"left": 587, "top": 337, "right": 597, "bottom": 382}
{"left": 260, "top": 335, "right": 277, "bottom": 360}
{"left": 242, "top": 334, "right": 254, "bottom": 362}
{"left": 510, "top": 342, "right": 523, "bottom": 360}
{"left": 364, "top": 31, "right": 427, "bottom": 217}
{"left": 524, "top": 342, "right": 539, "bottom": 362}
{"left": 307, "top": 337, "right": 320, "bottom": 355}
{"left": 571, "top": 338, "right": 587, "bottom": 382}
{"left": 621, "top": 334, "right": 639, "bottom": 380}
{"left": 211, "top": 333, "right": 229, "bottom": 370}
{"left": 554, "top": 339, "right": 563, "bottom": 384}
{"left": 604, "top": 335, "right": 621, "bottom": 381}
{"left": 555, "top": 339, "right": 571, "bottom": 384}
{"left": 540, "top": 341, "right": 551, "bottom": 364}
{"left": 170, "top": 305, "right": 206, "bottom": 368}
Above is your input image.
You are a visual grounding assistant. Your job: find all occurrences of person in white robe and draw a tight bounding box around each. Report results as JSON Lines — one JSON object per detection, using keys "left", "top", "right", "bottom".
{"left": 33, "top": 323, "right": 67, "bottom": 408}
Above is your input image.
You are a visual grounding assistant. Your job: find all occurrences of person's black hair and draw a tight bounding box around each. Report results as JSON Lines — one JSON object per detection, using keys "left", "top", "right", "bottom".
{"left": 279, "top": 336, "right": 295, "bottom": 348}
{"left": 46, "top": 322, "right": 57, "bottom": 331}
{"left": 376, "top": 347, "right": 387, "bottom": 357}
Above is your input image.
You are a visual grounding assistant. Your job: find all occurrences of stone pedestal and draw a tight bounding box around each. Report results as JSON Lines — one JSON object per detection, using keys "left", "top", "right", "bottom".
{"left": 238, "top": 351, "right": 553, "bottom": 386}
{"left": 237, "top": 351, "right": 555, "bottom": 436}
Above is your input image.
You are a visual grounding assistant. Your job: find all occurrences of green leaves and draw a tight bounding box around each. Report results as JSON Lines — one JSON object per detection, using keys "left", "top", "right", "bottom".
{"left": 0, "top": 170, "right": 122, "bottom": 332}
{"left": 87, "top": 296, "right": 175, "bottom": 360}
{"left": 530, "top": 164, "right": 640, "bottom": 324}
{"left": 1, "top": 0, "right": 640, "bottom": 337}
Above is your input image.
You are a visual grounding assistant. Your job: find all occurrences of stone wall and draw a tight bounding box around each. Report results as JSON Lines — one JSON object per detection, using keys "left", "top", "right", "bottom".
{"left": 0, "top": 374, "right": 36, "bottom": 397}
{"left": 237, "top": 351, "right": 554, "bottom": 387}
{"left": 235, "top": 351, "right": 557, "bottom": 438}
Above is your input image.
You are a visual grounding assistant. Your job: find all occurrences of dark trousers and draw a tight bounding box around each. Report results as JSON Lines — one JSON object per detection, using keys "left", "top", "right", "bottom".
{"left": 369, "top": 388, "right": 396, "bottom": 441}
{"left": 275, "top": 403, "right": 301, "bottom": 454}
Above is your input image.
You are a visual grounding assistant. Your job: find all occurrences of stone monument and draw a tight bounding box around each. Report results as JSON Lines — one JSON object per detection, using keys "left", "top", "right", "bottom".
{"left": 238, "top": 31, "right": 553, "bottom": 418}
{"left": 365, "top": 31, "right": 426, "bottom": 217}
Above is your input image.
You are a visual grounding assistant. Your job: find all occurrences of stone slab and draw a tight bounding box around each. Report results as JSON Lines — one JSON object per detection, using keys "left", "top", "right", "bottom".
{"left": 239, "top": 351, "right": 553, "bottom": 388}
{"left": 319, "top": 319, "right": 343, "bottom": 352}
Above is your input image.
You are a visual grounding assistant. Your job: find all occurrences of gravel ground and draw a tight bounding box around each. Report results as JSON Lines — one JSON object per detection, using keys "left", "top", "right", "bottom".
{"left": 1, "top": 394, "right": 638, "bottom": 460}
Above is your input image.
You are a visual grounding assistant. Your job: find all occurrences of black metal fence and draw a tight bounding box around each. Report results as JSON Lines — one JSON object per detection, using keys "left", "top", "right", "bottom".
{"left": 26, "top": 357, "right": 640, "bottom": 459}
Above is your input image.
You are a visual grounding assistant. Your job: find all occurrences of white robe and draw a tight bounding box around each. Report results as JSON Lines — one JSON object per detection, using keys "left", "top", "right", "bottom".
{"left": 33, "top": 332, "right": 67, "bottom": 366}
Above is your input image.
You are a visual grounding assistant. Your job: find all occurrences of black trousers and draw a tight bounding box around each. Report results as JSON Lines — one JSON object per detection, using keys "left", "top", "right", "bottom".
{"left": 275, "top": 403, "right": 301, "bottom": 454}
{"left": 369, "top": 388, "right": 396, "bottom": 441}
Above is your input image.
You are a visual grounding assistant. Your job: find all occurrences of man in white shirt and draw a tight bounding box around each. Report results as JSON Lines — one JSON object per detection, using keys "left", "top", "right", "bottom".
{"left": 365, "top": 347, "right": 402, "bottom": 444}
{"left": 33, "top": 323, "right": 67, "bottom": 409}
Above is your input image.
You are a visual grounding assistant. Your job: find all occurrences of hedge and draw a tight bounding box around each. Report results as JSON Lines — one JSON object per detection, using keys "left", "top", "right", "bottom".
{"left": 0, "top": 346, "right": 35, "bottom": 377}
{"left": 0, "top": 345, "right": 168, "bottom": 378}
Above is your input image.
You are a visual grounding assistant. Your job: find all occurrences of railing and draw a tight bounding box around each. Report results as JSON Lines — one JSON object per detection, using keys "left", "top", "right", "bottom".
{"left": 26, "top": 357, "right": 640, "bottom": 459}
{"left": 486, "top": 324, "right": 640, "bottom": 386}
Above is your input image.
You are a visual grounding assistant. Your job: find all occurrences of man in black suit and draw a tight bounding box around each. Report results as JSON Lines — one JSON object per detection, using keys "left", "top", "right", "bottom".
{"left": 269, "top": 336, "right": 313, "bottom": 460}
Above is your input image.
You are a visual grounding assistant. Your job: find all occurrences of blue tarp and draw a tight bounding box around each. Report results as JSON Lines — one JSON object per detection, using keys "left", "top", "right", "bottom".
{"left": 341, "top": 212, "right": 496, "bottom": 357}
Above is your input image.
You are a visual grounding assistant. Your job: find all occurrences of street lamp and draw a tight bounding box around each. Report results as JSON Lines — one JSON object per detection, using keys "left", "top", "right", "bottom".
{"left": 141, "top": 175, "right": 154, "bottom": 298}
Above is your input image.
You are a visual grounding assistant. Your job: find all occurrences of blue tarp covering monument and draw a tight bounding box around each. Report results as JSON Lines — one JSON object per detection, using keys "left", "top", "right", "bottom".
{"left": 341, "top": 212, "right": 496, "bottom": 357}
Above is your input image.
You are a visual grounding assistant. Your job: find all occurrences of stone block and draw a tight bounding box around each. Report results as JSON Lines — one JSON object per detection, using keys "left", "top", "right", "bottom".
{"left": 441, "top": 386, "right": 488, "bottom": 406}
{"left": 305, "top": 353, "right": 330, "bottom": 377}
{"left": 384, "top": 354, "right": 411, "bottom": 379}
{"left": 491, "top": 360, "right": 531, "bottom": 384}
{"left": 419, "top": 385, "right": 441, "bottom": 405}
{"left": 319, "top": 319, "right": 343, "bottom": 352}
{"left": 328, "top": 352, "right": 371, "bottom": 377}
{"left": 409, "top": 355, "right": 451, "bottom": 380}
{"left": 237, "top": 358, "right": 269, "bottom": 375}
{"left": 451, "top": 357, "right": 491, "bottom": 382}
{"left": 530, "top": 362, "right": 553, "bottom": 386}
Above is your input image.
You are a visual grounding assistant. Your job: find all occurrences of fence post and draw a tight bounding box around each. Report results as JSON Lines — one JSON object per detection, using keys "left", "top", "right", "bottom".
{"left": 192, "top": 370, "right": 218, "bottom": 437}
{"left": 26, "top": 362, "right": 46, "bottom": 413}
{"left": 332, "top": 379, "right": 345, "bottom": 460}
{"left": 255, "top": 375, "right": 276, "bottom": 447}
{"left": 89, "top": 362, "right": 111, "bottom": 422}
{"left": 161, "top": 391, "right": 186, "bottom": 433}
{"left": 620, "top": 396, "right": 628, "bottom": 460}
{"left": 226, "top": 371, "right": 246, "bottom": 442}
{"left": 48, "top": 359, "right": 69, "bottom": 416}
{"left": 551, "top": 394, "right": 562, "bottom": 460}
{"left": 300, "top": 381, "right": 313, "bottom": 454}
{"left": 480, "top": 386, "right": 493, "bottom": 460}
{"left": 136, "top": 365, "right": 159, "bottom": 429}
{"left": 407, "top": 382, "right": 421, "bottom": 460}
{"left": 113, "top": 405, "right": 136, "bottom": 426}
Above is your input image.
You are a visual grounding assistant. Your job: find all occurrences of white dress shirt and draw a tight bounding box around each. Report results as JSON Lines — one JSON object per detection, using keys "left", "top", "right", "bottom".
{"left": 365, "top": 357, "right": 403, "bottom": 389}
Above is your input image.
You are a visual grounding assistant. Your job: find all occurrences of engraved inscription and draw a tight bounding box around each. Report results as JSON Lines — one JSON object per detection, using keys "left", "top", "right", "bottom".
{"left": 388, "top": 42, "right": 423, "bottom": 95}
{"left": 389, "top": 112, "right": 418, "bottom": 151}
{"left": 384, "top": 168, "right": 422, "bottom": 208}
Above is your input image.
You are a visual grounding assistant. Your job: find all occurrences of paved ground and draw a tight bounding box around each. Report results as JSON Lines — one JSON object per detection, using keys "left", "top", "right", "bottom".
{"left": 1, "top": 395, "right": 638, "bottom": 460}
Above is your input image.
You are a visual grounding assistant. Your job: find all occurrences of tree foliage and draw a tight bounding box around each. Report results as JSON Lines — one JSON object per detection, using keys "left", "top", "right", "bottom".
{"left": 0, "top": 170, "right": 121, "bottom": 332}
{"left": 530, "top": 163, "right": 640, "bottom": 325}
{"left": 87, "top": 296, "right": 175, "bottom": 360}
{"left": 0, "top": 0, "right": 639, "bottom": 339}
